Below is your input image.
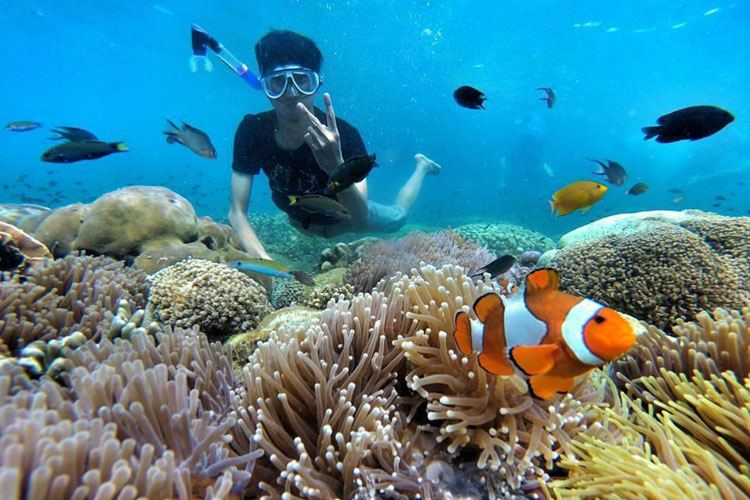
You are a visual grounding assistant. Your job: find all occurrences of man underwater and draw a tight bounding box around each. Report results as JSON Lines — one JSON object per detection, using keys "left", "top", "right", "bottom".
{"left": 229, "top": 29, "right": 441, "bottom": 259}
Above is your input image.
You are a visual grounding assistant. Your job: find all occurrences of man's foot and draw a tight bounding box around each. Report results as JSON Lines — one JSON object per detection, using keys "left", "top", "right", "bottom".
{"left": 415, "top": 153, "right": 441, "bottom": 175}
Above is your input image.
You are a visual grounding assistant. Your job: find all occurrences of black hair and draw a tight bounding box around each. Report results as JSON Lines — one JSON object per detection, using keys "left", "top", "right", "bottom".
{"left": 255, "top": 29, "right": 323, "bottom": 77}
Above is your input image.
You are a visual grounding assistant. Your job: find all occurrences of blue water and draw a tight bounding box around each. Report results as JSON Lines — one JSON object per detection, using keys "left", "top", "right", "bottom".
{"left": 1, "top": 0, "right": 748, "bottom": 240}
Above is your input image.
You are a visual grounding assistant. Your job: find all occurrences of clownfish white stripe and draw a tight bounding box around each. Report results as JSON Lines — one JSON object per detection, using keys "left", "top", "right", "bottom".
{"left": 470, "top": 318, "right": 484, "bottom": 352}
{"left": 504, "top": 296, "right": 547, "bottom": 349}
{"left": 562, "top": 300, "right": 606, "bottom": 366}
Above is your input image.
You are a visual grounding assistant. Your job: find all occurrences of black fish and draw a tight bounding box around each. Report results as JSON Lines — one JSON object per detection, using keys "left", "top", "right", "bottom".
{"left": 667, "top": 188, "right": 684, "bottom": 194}
{"left": 164, "top": 120, "right": 217, "bottom": 159}
{"left": 643, "top": 105, "right": 734, "bottom": 143}
{"left": 588, "top": 158, "right": 628, "bottom": 186}
{"left": 715, "top": 195, "right": 726, "bottom": 201}
{"left": 325, "top": 154, "right": 377, "bottom": 194}
{"left": 453, "top": 86, "right": 486, "bottom": 109}
{"left": 41, "top": 140, "right": 129, "bottom": 163}
{"left": 472, "top": 255, "right": 516, "bottom": 278}
{"left": 49, "top": 126, "right": 98, "bottom": 142}
{"left": 536, "top": 87, "right": 556, "bottom": 109}
{"left": 626, "top": 183, "right": 649, "bottom": 196}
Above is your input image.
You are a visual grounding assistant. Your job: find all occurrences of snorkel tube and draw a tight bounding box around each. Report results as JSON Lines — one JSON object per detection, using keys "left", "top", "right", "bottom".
{"left": 190, "top": 24, "right": 261, "bottom": 90}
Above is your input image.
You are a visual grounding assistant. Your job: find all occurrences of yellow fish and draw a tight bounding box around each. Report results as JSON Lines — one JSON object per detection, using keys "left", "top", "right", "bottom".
{"left": 550, "top": 181, "right": 607, "bottom": 216}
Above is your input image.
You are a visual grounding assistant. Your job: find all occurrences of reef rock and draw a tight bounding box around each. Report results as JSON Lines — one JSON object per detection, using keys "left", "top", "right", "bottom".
{"left": 546, "top": 211, "right": 750, "bottom": 329}
{"left": 74, "top": 186, "right": 198, "bottom": 257}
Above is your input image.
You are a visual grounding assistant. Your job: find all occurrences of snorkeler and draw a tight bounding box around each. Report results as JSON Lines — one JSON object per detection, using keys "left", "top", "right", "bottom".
{"left": 228, "top": 29, "right": 441, "bottom": 259}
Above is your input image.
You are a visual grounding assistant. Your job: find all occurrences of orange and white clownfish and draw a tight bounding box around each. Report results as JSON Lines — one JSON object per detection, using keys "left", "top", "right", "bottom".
{"left": 453, "top": 268, "right": 635, "bottom": 399}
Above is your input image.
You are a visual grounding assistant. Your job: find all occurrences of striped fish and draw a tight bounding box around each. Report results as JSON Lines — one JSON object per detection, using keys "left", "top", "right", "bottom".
{"left": 453, "top": 268, "right": 635, "bottom": 399}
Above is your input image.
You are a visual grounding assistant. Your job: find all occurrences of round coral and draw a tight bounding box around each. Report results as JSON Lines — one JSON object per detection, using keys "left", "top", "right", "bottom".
{"left": 147, "top": 259, "right": 272, "bottom": 340}
{"left": 549, "top": 219, "right": 750, "bottom": 329}
{"left": 74, "top": 185, "right": 198, "bottom": 257}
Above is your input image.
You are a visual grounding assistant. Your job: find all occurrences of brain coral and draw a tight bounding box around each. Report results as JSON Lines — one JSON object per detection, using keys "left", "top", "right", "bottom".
{"left": 147, "top": 259, "right": 271, "bottom": 340}
{"left": 456, "top": 222, "right": 555, "bottom": 256}
{"left": 548, "top": 217, "right": 750, "bottom": 329}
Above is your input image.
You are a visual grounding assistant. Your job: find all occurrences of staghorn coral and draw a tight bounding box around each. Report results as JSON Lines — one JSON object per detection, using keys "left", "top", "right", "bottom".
{"left": 0, "top": 326, "right": 262, "bottom": 500}
{"left": 548, "top": 222, "right": 750, "bottom": 329}
{"left": 391, "top": 265, "right": 615, "bottom": 490}
{"left": 0, "top": 255, "right": 149, "bottom": 366}
{"left": 344, "top": 229, "right": 495, "bottom": 294}
{"left": 147, "top": 258, "right": 272, "bottom": 341}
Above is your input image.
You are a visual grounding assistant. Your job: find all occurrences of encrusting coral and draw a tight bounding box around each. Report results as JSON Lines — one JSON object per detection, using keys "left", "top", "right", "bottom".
{"left": 548, "top": 220, "right": 750, "bottom": 329}
{"left": 147, "top": 258, "right": 272, "bottom": 341}
{"left": 344, "top": 229, "right": 495, "bottom": 294}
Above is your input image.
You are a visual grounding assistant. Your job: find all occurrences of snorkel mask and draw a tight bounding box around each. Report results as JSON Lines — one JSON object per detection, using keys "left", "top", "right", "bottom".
{"left": 260, "top": 66, "right": 322, "bottom": 99}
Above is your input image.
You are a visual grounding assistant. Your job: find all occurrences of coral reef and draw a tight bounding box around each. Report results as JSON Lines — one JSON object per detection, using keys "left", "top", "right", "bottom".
{"left": 146, "top": 259, "right": 271, "bottom": 341}
{"left": 0, "top": 222, "right": 51, "bottom": 272}
{"left": 73, "top": 186, "right": 199, "bottom": 257}
{"left": 455, "top": 222, "right": 555, "bottom": 257}
{"left": 1, "top": 326, "right": 261, "bottom": 500}
{"left": 390, "top": 265, "right": 615, "bottom": 490}
{"left": 344, "top": 229, "right": 495, "bottom": 293}
{"left": 1, "top": 190, "right": 261, "bottom": 274}
{"left": 546, "top": 307, "right": 750, "bottom": 499}
{"left": 0, "top": 255, "right": 149, "bottom": 378}
{"left": 249, "top": 213, "right": 334, "bottom": 273}
{"left": 226, "top": 306, "right": 322, "bottom": 374}
{"left": 303, "top": 282, "right": 355, "bottom": 309}
{"left": 318, "top": 237, "right": 378, "bottom": 272}
{"left": 546, "top": 215, "right": 750, "bottom": 329}
{"left": 270, "top": 279, "right": 310, "bottom": 309}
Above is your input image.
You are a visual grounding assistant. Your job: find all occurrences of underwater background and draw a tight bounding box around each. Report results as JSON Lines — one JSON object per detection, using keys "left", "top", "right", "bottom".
{"left": 2, "top": 0, "right": 748, "bottom": 238}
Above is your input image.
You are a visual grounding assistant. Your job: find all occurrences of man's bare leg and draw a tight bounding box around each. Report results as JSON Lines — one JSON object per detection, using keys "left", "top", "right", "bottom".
{"left": 395, "top": 153, "right": 441, "bottom": 211}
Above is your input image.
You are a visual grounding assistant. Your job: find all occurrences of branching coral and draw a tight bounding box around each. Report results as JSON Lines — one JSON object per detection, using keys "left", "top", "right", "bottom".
{"left": 549, "top": 222, "right": 750, "bottom": 329}
{"left": 344, "top": 230, "right": 495, "bottom": 294}
{"left": 147, "top": 258, "right": 272, "bottom": 341}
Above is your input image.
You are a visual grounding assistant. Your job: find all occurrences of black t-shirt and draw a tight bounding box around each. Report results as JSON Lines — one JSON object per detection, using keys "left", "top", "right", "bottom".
{"left": 232, "top": 108, "right": 367, "bottom": 224}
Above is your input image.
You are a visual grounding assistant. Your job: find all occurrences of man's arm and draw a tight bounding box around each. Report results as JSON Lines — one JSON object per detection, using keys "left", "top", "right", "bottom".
{"left": 228, "top": 171, "right": 271, "bottom": 259}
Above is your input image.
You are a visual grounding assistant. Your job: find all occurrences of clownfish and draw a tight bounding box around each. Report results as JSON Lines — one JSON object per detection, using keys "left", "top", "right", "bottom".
{"left": 453, "top": 268, "right": 635, "bottom": 399}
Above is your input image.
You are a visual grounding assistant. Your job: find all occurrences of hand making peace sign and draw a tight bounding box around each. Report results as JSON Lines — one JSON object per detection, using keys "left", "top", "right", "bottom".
{"left": 297, "top": 93, "right": 344, "bottom": 175}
